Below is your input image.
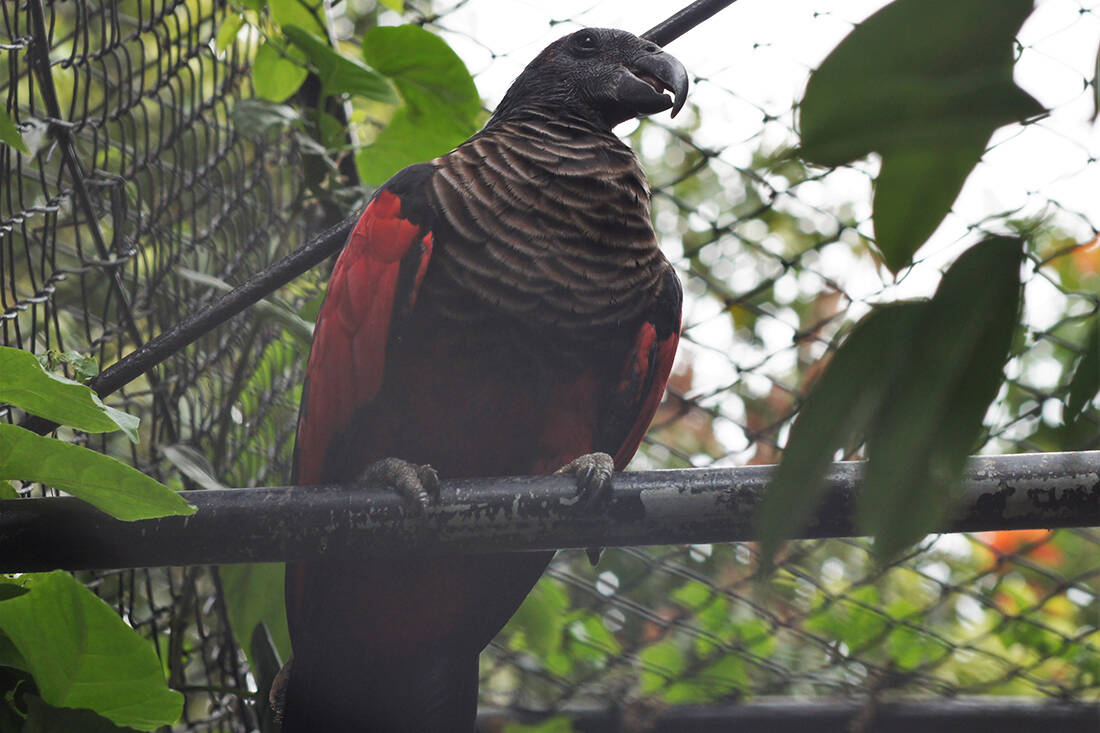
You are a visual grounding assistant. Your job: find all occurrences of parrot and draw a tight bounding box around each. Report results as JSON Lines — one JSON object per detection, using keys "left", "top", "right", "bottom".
{"left": 281, "top": 27, "right": 687, "bottom": 732}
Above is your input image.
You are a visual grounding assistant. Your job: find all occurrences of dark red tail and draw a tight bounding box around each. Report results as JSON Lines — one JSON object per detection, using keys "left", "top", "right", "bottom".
{"left": 280, "top": 649, "right": 479, "bottom": 733}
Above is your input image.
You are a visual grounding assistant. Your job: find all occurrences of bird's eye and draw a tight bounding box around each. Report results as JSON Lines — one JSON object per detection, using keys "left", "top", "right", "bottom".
{"left": 574, "top": 31, "right": 598, "bottom": 53}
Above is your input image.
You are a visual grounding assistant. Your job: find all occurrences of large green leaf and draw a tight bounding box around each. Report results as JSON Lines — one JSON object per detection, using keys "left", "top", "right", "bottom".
{"left": 268, "top": 0, "right": 325, "bottom": 36}
{"left": 871, "top": 139, "right": 986, "bottom": 273}
{"left": 860, "top": 237, "right": 1023, "bottom": 559}
{"left": 253, "top": 41, "right": 309, "bottom": 103}
{"left": 283, "top": 26, "right": 398, "bottom": 104}
{"left": 23, "top": 695, "right": 139, "bottom": 733}
{"left": 357, "top": 25, "right": 481, "bottom": 185}
{"left": 760, "top": 238, "right": 1022, "bottom": 563}
{"left": 0, "top": 424, "right": 195, "bottom": 521}
{"left": 218, "top": 563, "right": 291, "bottom": 672}
{"left": 0, "top": 572, "right": 182, "bottom": 731}
{"left": 755, "top": 303, "right": 924, "bottom": 565}
{"left": 215, "top": 13, "right": 244, "bottom": 54}
{"left": 0, "top": 346, "right": 138, "bottom": 441}
{"left": 799, "top": 0, "right": 1042, "bottom": 271}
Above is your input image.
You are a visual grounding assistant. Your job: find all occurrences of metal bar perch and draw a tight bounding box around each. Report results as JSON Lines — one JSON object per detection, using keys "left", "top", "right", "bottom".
{"left": 1, "top": 451, "right": 1096, "bottom": 572}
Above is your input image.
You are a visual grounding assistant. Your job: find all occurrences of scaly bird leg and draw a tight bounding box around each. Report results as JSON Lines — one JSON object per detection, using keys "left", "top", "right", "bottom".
{"left": 555, "top": 452, "right": 614, "bottom": 566}
{"left": 360, "top": 457, "right": 440, "bottom": 514}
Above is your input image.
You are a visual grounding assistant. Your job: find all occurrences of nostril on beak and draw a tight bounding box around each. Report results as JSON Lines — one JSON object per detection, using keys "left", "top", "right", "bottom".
{"left": 644, "top": 43, "right": 659, "bottom": 53}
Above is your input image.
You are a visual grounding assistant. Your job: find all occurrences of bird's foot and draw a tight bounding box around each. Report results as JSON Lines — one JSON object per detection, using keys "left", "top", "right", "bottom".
{"left": 555, "top": 452, "right": 614, "bottom": 566}
{"left": 359, "top": 457, "right": 440, "bottom": 514}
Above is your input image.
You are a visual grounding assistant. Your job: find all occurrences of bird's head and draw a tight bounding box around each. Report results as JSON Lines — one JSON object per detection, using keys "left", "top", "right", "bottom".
{"left": 489, "top": 28, "right": 689, "bottom": 129}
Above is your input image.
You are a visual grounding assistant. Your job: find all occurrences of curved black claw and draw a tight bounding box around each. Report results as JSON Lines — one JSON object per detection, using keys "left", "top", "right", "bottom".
{"left": 555, "top": 452, "right": 614, "bottom": 511}
{"left": 555, "top": 452, "right": 614, "bottom": 566}
{"left": 359, "top": 457, "right": 440, "bottom": 515}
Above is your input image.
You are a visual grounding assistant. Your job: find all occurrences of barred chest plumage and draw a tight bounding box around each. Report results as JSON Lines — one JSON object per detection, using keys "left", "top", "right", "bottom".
{"left": 419, "top": 116, "right": 670, "bottom": 342}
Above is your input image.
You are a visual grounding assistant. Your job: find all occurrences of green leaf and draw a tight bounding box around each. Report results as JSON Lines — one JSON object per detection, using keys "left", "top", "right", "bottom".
{"left": 252, "top": 40, "right": 308, "bottom": 103}
{"left": 215, "top": 13, "right": 244, "bottom": 53}
{"left": 760, "top": 239, "right": 1021, "bottom": 562}
{"left": 756, "top": 303, "right": 924, "bottom": 566}
{"left": 664, "top": 654, "right": 744, "bottom": 703}
{"left": 0, "top": 424, "right": 195, "bottom": 521}
{"left": 0, "top": 572, "right": 182, "bottom": 731}
{"left": 357, "top": 25, "right": 481, "bottom": 185}
{"left": 799, "top": 0, "right": 1042, "bottom": 271}
{"left": 229, "top": 97, "right": 302, "bottom": 133}
{"left": 0, "top": 107, "right": 29, "bottom": 154}
{"left": 861, "top": 237, "right": 1023, "bottom": 559}
{"left": 1066, "top": 316, "right": 1099, "bottom": 423}
{"left": 0, "top": 585, "right": 28, "bottom": 602}
{"left": 0, "top": 346, "right": 138, "bottom": 441}
{"left": 638, "top": 639, "right": 686, "bottom": 695}
{"left": 268, "top": 0, "right": 325, "bottom": 35}
{"left": 806, "top": 586, "right": 888, "bottom": 650}
{"left": 218, "top": 563, "right": 291, "bottom": 672}
{"left": 283, "top": 26, "right": 398, "bottom": 104}
{"left": 53, "top": 350, "right": 100, "bottom": 382}
{"left": 378, "top": 0, "right": 404, "bottom": 10}
{"left": 872, "top": 138, "right": 985, "bottom": 272}
{"left": 568, "top": 612, "right": 621, "bottom": 658}
{"left": 504, "top": 577, "right": 569, "bottom": 664}
{"left": 0, "top": 630, "right": 28, "bottom": 670}
{"left": 23, "top": 695, "right": 140, "bottom": 733}
{"left": 886, "top": 622, "right": 949, "bottom": 671}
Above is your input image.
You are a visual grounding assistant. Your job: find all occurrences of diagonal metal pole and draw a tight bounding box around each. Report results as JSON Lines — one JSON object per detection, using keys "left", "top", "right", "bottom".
{"left": 1, "top": 451, "right": 1096, "bottom": 572}
{"left": 642, "top": 0, "right": 738, "bottom": 46}
{"left": 18, "top": 0, "right": 739, "bottom": 436}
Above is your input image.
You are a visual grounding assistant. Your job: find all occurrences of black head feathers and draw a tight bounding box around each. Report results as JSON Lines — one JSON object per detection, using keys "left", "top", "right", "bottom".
{"left": 489, "top": 28, "right": 688, "bottom": 129}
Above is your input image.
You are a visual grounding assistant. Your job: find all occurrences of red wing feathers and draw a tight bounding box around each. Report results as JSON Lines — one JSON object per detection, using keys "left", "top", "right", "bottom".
{"left": 611, "top": 319, "right": 680, "bottom": 470}
{"left": 294, "top": 190, "right": 433, "bottom": 485}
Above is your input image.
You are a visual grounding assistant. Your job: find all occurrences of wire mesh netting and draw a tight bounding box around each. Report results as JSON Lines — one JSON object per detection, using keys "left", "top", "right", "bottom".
{"left": 2, "top": 0, "right": 1099, "bottom": 730}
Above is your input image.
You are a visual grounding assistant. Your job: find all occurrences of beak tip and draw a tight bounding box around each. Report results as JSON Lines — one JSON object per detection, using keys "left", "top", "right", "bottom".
{"left": 671, "top": 94, "right": 686, "bottom": 118}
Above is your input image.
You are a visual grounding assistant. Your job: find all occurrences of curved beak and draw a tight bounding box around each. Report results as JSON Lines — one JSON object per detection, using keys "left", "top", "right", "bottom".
{"left": 631, "top": 50, "right": 689, "bottom": 118}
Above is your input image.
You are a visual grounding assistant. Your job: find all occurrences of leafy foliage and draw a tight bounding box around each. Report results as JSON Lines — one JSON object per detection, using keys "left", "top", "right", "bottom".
{"left": 0, "top": 346, "right": 137, "bottom": 440}
{"left": 0, "top": 424, "right": 195, "bottom": 520}
{"left": 0, "top": 346, "right": 193, "bottom": 521}
{"left": 799, "top": 0, "right": 1042, "bottom": 271}
{"left": 218, "top": 563, "right": 292, "bottom": 673}
{"left": 758, "top": 238, "right": 1024, "bottom": 562}
{"left": 252, "top": 41, "right": 309, "bottom": 103}
{"left": 357, "top": 24, "right": 482, "bottom": 185}
{"left": 0, "top": 572, "right": 182, "bottom": 730}
{"left": 283, "top": 25, "right": 398, "bottom": 104}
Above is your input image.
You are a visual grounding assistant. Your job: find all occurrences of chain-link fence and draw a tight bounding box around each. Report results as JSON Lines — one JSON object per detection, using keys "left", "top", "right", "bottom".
{"left": 2, "top": 0, "right": 1098, "bottom": 730}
